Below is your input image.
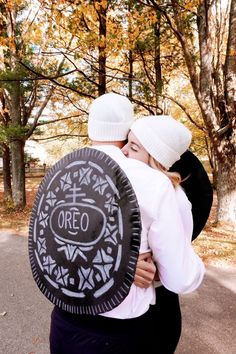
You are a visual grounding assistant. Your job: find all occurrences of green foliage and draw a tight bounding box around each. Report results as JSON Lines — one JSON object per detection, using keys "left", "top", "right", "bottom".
{"left": 0, "top": 64, "right": 32, "bottom": 92}
{"left": 0, "top": 126, "right": 7, "bottom": 144}
{"left": 3, "top": 125, "right": 28, "bottom": 142}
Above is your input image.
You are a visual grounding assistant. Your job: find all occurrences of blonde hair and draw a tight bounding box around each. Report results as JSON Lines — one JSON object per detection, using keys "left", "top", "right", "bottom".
{"left": 149, "top": 156, "right": 181, "bottom": 187}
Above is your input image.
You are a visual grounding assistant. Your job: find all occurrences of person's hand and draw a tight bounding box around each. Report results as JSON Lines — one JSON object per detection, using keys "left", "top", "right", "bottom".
{"left": 134, "top": 252, "right": 156, "bottom": 288}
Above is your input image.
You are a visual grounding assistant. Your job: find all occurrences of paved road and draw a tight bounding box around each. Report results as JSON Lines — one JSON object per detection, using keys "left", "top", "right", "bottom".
{"left": 0, "top": 232, "right": 236, "bottom": 354}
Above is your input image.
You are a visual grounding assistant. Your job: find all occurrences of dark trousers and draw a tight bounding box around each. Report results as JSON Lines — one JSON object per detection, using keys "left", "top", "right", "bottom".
{"left": 50, "top": 287, "right": 181, "bottom": 354}
{"left": 50, "top": 306, "right": 156, "bottom": 354}
{"left": 150, "top": 286, "right": 182, "bottom": 354}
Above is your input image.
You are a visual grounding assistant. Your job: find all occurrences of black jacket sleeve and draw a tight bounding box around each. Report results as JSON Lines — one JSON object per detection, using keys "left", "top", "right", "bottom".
{"left": 170, "top": 150, "right": 213, "bottom": 240}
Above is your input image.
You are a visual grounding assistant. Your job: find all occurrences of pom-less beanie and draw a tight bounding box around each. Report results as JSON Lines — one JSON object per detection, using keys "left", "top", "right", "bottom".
{"left": 131, "top": 115, "right": 192, "bottom": 169}
{"left": 88, "top": 93, "right": 134, "bottom": 141}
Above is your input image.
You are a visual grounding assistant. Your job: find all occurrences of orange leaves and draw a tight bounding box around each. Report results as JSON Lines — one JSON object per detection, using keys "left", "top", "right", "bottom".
{"left": 184, "top": 0, "right": 200, "bottom": 12}
{"left": 94, "top": 0, "right": 108, "bottom": 11}
{"left": 0, "top": 37, "right": 8, "bottom": 47}
{"left": 0, "top": 37, "right": 16, "bottom": 52}
{"left": 2, "top": 0, "right": 25, "bottom": 11}
{"left": 24, "top": 27, "right": 43, "bottom": 46}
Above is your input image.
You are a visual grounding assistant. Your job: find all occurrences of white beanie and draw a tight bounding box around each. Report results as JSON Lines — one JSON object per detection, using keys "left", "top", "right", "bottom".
{"left": 88, "top": 93, "right": 134, "bottom": 141}
{"left": 131, "top": 115, "right": 192, "bottom": 169}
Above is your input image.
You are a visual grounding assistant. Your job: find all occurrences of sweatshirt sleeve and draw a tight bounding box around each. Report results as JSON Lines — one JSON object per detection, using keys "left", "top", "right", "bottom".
{"left": 148, "top": 180, "right": 205, "bottom": 294}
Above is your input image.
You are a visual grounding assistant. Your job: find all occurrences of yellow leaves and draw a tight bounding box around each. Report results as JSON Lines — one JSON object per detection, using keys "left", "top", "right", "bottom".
{"left": 129, "top": 7, "right": 157, "bottom": 27}
{"left": 3, "top": 0, "right": 25, "bottom": 11}
{"left": 0, "top": 38, "right": 8, "bottom": 47}
{"left": 94, "top": 0, "right": 108, "bottom": 11}
{"left": 22, "top": 24, "right": 43, "bottom": 47}
{"left": 7, "top": 38, "right": 16, "bottom": 52}
{"left": 0, "top": 37, "right": 16, "bottom": 51}
{"left": 100, "top": 0, "right": 108, "bottom": 9}
{"left": 169, "top": 0, "right": 200, "bottom": 12}
{"left": 143, "top": 9, "right": 158, "bottom": 25}
{"left": 14, "top": 0, "right": 25, "bottom": 5}
{"left": 128, "top": 27, "right": 140, "bottom": 45}
{"left": 78, "top": 3, "right": 99, "bottom": 26}
{"left": 229, "top": 48, "right": 236, "bottom": 57}
{"left": 94, "top": 1, "right": 101, "bottom": 11}
{"left": 31, "top": 27, "right": 43, "bottom": 45}
{"left": 98, "top": 35, "right": 106, "bottom": 48}
{"left": 126, "top": 8, "right": 158, "bottom": 49}
{"left": 184, "top": 1, "right": 199, "bottom": 11}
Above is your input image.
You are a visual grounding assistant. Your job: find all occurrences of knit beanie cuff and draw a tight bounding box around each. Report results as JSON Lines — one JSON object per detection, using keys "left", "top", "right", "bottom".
{"left": 88, "top": 120, "right": 132, "bottom": 141}
{"left": 131, "top": 116, "right": 192, "bottom": 170}
{"left": 131, "top": 124, "right": 180, "bottom": 169}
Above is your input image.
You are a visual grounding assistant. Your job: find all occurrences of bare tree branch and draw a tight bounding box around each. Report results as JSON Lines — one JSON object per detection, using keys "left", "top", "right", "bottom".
{"left": 33, "top": 133, "right": 87, "bottom": 142}
{"left": 162, "top": 94, "right": 206, "bottom": 132}
{"left": 17, "top": 61, "right": 95, "bottom": 98}
{"left": 37, "top": 114, "right": 85, "bottom": 126}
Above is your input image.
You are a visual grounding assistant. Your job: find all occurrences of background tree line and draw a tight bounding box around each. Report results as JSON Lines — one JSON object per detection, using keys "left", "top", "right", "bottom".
{"left": 0, "top": 0, "right": 235, "bottom": 227}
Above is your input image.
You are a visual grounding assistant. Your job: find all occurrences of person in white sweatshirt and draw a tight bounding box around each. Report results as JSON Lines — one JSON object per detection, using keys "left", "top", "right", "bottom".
{"left": 49, "top": 93, "right": 205, "bottom": 354}
{"left": 122, "top": 114, "right": 194, "bottom": 254}
{"left": 127, "top": 116, "right": 212, "bottom": 353}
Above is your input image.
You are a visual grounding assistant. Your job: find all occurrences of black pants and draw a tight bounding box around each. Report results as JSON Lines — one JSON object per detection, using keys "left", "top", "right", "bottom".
{"left": 50, "top": 305, "right": 156, "bottom": 354}
{"left": 150, "top": 286, "right": 182, "bottom": 354}
{"left": 50, "top": 287, "right": 181, "bottom": 354}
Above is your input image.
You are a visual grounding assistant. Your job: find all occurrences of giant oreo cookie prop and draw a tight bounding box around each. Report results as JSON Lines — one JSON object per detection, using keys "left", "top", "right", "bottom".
{"left": 28, "top": 147, "right": 141, "bottom": 315}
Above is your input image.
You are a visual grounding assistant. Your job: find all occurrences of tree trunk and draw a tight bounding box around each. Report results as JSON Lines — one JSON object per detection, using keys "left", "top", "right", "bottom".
{"left": 2, "top": 144, "right": 12, "bottom": 201}
{"left": 10, "top": 139, "right": 26, "bottom": 209}
{"left": 98, "top": 1, "right": 107, "bottom": 96}
{"left": 217, "top": 0, "right": 236, "bottom": 226}
{"left": 128, "top": 1, "right": 134, "bottom": 99}
{"left": 9, "top": 81, "right": 26, "bottom": 209}
{"left": 225, "top": 0, "right": 236, "bottom": 111}
{"left": 217, "top": 156, "right": 236, "bottom": 227}
{"left": 128, "top": 49, "right": 134, "bottom": 99}
{"left": 153, "top": 11, "right": 162, "bottom": 112}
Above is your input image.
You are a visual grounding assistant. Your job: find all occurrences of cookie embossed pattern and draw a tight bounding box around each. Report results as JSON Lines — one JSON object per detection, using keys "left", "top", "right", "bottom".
{"left": 28, "top": 147, "right": 141, "bottom": 315}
